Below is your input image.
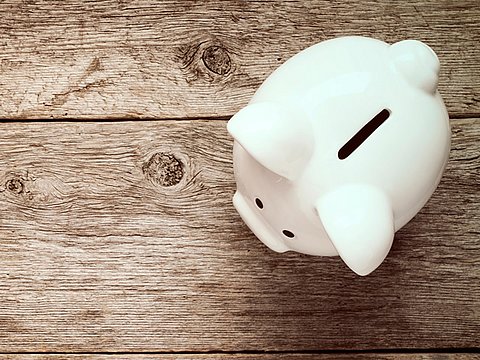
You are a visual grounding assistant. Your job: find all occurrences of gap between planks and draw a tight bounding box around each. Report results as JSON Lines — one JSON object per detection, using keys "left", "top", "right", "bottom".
{"left": 0, "top": 352, "right": 478, "bottom": 360}
{"left": 0, "top": 114, "right": 476, "bottom": 123}
{"left": 0, "top": 116, "right": 233, "bottom": 123}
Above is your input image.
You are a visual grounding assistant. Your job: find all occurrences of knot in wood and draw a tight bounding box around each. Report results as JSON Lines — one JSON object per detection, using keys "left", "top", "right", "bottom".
{"left": 5, "top": 178, "right": 24, "bottom": 194}
{"left": 143, "top": 152, "right": 184, "bottom": 187}
{"left": 202, "top": 46, "right": 232, "bottom": 75}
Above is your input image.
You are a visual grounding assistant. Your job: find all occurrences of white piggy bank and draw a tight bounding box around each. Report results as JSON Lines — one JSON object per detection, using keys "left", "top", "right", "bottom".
{"left": 227, "top": 36, "right": 450, "bottom": 275}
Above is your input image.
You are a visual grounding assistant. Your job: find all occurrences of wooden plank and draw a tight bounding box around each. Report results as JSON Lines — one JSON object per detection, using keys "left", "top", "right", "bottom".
{"left": 0, "top": 0, "right": 478, "bottom": 120}
{"left": 0, "top": 354, "right": 478, "bottom": 360}
{"left": 0, "top": 118, "right": 478, "bottom": 352}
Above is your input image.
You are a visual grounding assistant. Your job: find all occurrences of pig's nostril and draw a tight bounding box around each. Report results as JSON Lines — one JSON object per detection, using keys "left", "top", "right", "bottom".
{"left": 255, "top": 198, "right": 264, "bottom": 209}
{"left": 282, "top": 230, "right": 295, "bottom": 238}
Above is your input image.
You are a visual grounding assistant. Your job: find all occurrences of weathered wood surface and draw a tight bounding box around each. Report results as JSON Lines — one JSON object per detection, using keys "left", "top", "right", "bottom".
{"left": 0, "top": 0, "right": 479, "bottom": 355}
{"left": 0, "top": 0, "right": 479, "bottom": 120}
{"left": 1, "top": 354, "right": 478, "bottom": 360}
{"left": 0, "top": 118, "right": 478, "bottom": 352}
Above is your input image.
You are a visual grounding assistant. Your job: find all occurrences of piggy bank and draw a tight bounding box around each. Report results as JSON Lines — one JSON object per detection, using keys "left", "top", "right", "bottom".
{"left": 227, "top": 36, "right": 450, "bottom": 275}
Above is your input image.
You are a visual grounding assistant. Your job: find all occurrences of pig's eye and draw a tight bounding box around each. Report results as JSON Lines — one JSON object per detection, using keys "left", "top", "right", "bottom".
{"left": 282, "top": 230, "right": 295, "bottom": 238}
{"left": 255, "top": 198, "right": 264, "bottom": 209}
{"left": 338, "top": 108, "right": 391, "bottom": 160}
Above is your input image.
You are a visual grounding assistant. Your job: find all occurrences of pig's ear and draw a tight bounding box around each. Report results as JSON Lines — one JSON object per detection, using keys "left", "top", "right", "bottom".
{"left": 389, "top": 40, "right": 440, "bottom": 94}
{"left": 315, "top": 184, "right": 394, "bottom": 276}
{"left": 227, "top": 102, "right": 314, "bottom": 181}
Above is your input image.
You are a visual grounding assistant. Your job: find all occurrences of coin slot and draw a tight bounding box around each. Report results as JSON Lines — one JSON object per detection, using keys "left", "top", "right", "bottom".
{"left": 338, "top": 109, "right": 391, "bottom": 160}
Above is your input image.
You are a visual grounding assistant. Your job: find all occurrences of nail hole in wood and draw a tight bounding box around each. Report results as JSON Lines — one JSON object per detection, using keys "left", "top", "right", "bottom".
{"left": 5, "top": 178, "right": 24, "bottom": 195}
{"left": 202, "top": 45, "right": 232, "bottom": 75}
{"left": 142, "top": 152, "right": 184, "bottom": 187}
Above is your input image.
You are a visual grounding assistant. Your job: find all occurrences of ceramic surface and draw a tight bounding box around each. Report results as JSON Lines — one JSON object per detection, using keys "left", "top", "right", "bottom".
{"left": 228, "top": 36, "right": 450, "bottom": 275}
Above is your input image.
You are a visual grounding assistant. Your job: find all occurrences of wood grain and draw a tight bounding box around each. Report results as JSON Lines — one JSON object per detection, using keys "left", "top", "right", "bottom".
{"left": 1, "top": 354, "right": 478, "bottom": 360}
{"left": 0, "top": 118, "right": 478, "bottom": 352}
{"left": 0, "top": 0, "right": 478, "bottom": 120}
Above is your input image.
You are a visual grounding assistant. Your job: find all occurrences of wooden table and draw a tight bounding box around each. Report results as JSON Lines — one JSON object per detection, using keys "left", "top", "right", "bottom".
{"left": 0, "top": 1, "right": 478, "bottom": 358}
